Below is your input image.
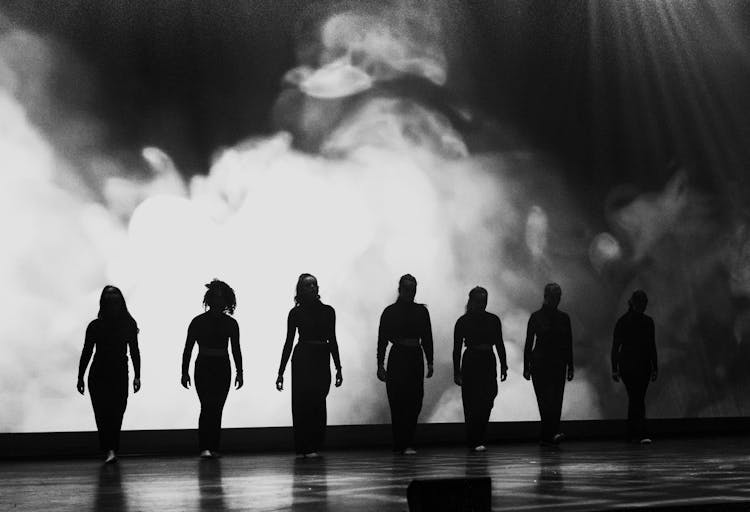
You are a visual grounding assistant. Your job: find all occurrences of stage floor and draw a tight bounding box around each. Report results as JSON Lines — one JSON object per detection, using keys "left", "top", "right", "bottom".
{"left": 3, "top": 437, "right": 750, "bottom": 511}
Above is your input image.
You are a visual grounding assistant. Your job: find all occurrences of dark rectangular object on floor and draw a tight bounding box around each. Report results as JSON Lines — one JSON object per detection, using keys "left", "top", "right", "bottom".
{"left": 407, "top": 476, "right": 491, "bottom": 511}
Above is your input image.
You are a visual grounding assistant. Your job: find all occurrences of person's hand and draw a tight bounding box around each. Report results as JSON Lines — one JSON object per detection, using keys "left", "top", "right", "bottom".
{"left": 276, "top": 374, "right": 284, "bottom": 391}
{"left": 426, "top": 363, "right": 434, "bottom": 379}
{"left": 377, "top": 366, "right": 387, "bottom": 382}
{"left": 651, "top": 369, "right": 658, "bottom": 382}
{"left": 235, "top": 373, "right": 244, "bottom": 390}
{"left": 567, "top": 366, "right": 574, "bottom": 381}
{"left": 612, "top": 370, "right": 620, "bottom": 383}
{"left": 500, "top": 368, "right": 508, "bottom": 382}
{"left": 335, "top": 368, "right": 343, "bottom": 387}
{"left": 181, "top": 373, "right": 191, "bottom": 389}
{"left": 77, "top": 378, "right": 85, "bottom": 395}
{"left": 454, "top": 373, "right": 462, "bottom": 386}
{"left": 133, "top": 378, "right": 141, "bottom": 393}
{"left": 523, "top": 368, "right": 531, "bottom": 381}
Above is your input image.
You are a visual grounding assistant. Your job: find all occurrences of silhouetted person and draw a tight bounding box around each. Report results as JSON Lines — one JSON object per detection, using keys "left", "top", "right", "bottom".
{"left": 77, "top": 285, "right": 141, "bottom": 464}
{"left": 454, "top": 287, "right": 508, "bottom": 452}
{"left": 523, "top": 283, "right": 574, "bottom": 446}
{"left": 182, "top": 279, "right": 243, "bottom": 458}
{"left": 377, "top": 274, "right": 434, "bottom": 454}
{"left": 276, "top": 274, "right": 343, "bottom": 457}
{"left": 612, "top": 290, "right": 658, "bottom": 443}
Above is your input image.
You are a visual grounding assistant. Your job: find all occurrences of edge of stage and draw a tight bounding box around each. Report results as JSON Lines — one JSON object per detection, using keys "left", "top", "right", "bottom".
{"left": 3, "top": 417, "right": 750, "bottom": 459}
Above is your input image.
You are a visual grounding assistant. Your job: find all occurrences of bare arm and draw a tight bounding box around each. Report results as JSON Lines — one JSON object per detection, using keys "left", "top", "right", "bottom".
{"left": 182, "top": 319, "right": 197, "bottom": 377}
{"left": 495, "top": 315, "right": 508, "bottom": 373}
{"left": 128, "top": 327, "right": 141, "bottom": 380}
{"left": 453, "top": 318, "right": 463, "bottom": 378}
{"left": 611, "top": 318, "right": 623, "bottom": 374}
{"left": 78, "top": 322, "right": 96, "bottom": 381}
{"left": 377, "top": 309, "right": 388, "bottom": 368}
{"left": 422, "top": 307, "right": 434, "bottom": 367}
{"left": 649, "top": 317, "right": 658, "bottom": 374}
{"left": 565, "top": 314, "right": 573, "bottom": 369}
{"left": 523, "top": 314, "right": 535, "bottom": 376}
{"left": 230, "top": 318, "right": 243, "bottom": 375}
{"left": 278, "top": 309, "right": 296, "bottom": 377}
{"left": 328, "top": 307, "right": 342, "bottom": 371}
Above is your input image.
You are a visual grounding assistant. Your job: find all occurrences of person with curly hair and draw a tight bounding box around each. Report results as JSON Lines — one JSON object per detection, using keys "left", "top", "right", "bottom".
{"left": 453, "top": 286, "right": 508, "bottom": 452}
{"left": 377, "top": 274, "right": 434, "bottom": 455}
{"left": 77, "top": 285, "right": 141, "bottom": 463}
{"left": 276, "top": 273, "right": 343, "bottom": 457}
{"left": 181, "top": 279, "right": 243, "bottom": 458}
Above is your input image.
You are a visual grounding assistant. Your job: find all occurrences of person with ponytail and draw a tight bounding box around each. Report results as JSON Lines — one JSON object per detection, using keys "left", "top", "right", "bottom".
{"left": 77, "top": 285, "right": 141, "bottom": 463}
{"left": 453, "top": 286, "right": 508, "bottom": 452}
{"left": 377, "top": 274, "right": 434, "bottom": 455}
{"left": 276, "top": 274, "right": 342, "bottom": 457}
{"left": 181, "top": 279, "right": 243, "bottom": 458}
{"left": 523, "top": 283, "right": 574, "bottom": 446}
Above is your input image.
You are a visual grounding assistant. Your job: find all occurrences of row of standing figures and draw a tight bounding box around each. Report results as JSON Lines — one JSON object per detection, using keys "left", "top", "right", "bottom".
{"left": 77, "top": 274, "right": 658, "bottom": 464}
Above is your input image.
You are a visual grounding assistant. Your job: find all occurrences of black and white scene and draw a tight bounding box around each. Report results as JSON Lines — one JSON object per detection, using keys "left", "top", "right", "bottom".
{"left": 2, "top": 0, "right": 750, "bottom": 510}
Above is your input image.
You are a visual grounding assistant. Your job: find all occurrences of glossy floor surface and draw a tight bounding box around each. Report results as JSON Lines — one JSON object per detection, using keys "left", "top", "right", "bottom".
{"left": 3, "top": 438, "right": 750, "bottom": 511}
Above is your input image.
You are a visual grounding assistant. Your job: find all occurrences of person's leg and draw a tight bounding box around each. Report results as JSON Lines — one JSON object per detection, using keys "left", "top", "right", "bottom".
{"left": 88, "top": 370, "right": 107, "bottom": 452}
{"left": 462, "top": 350, "right": 495, "bottom": 449}
{"left": 623, "top": 380, "right": 635, "bottom": 440}
{"left": 292, "top": 344, "right": 311, "bottom": 454}
{"left": 402, "top": 349, "right": 424, "bottom": 450}
{"left": 211, "top": 359, "right": 231, "bottom": 452}
{"left": 634, "top": 374, "right": 650, "bottom": 440}
{"left": 549, "top": 362, "right": 566, "bottom": 440}
{"left": 195, "top": 358, "right": 211, "bottom": 452}
{"left": 532, "top": 364, "right": 553, "bottom": 442}
{"left": 621, "top": 368, "right": 644, "bottom": 441}
{"left": 476, "top": 354, "right": 498, "bottom": 448}
{"left": 110, "top": 368, "right": 129, "bottom": 453}
{"left": 311, "top": 345, "right": 332, "bottom": 453}
{"left": 461, "top": 369, "right": 473, "bottom": 447}
{"left": 387, "top": 346, "right": 407, "bottom": 451}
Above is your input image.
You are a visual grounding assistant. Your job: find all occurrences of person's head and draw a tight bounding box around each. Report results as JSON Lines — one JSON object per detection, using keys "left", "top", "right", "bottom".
{"left": 203, "top": 279, "right": 237, "bottom": 315}
{"left": 295, "top": 273, "right": 320, "bottom": 305}
{"left": 543, "top": 282, "right": 562, "bottom": 308}
{"left": 628, "top": 289, "right": 648, "bottom": 314}
{"left": 466, "top": 286, "right": 488, "bottom": 313}
{"left": 98, "top": 285, "right": 128, "bottom": 320}
{"left": 397, "top": 274, "right": 417, "bottom": 302}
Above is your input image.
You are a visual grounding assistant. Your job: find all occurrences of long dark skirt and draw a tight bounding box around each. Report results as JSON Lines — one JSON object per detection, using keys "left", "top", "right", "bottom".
{"left": 461, "top": 348, "right": 498, "bottom": 448}
{"left": 386, "top": 344, "right": 424, "bottom": 451}
{"left": 291, "top": 342, "right": 331, "bottom": 454}
{"left": 88, "top": 359, "right": 128, "bottom": 452}
{"left": 620, "top": 362, "right": 651, "bottom": 440}
{"left": 195, "top": 355, "right": 231, "bottom": 452}
{"left": 531, "top": 357, "right": 567, "bottom": 442}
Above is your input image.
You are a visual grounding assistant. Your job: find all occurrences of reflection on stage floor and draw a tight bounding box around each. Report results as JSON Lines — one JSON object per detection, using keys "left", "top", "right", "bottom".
{"left": 3, "top": 437, "right": 750, "bottom": 511}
